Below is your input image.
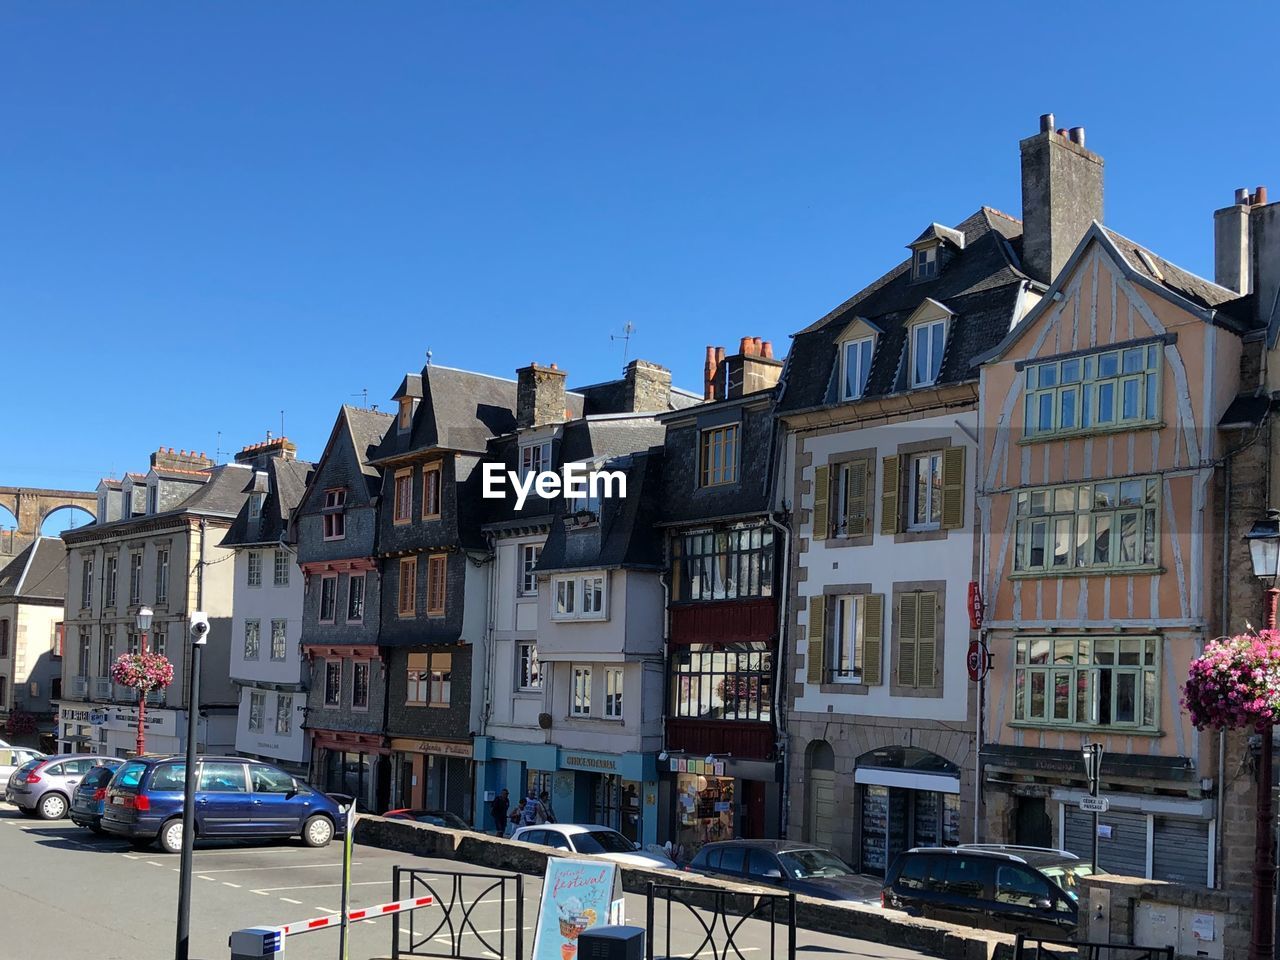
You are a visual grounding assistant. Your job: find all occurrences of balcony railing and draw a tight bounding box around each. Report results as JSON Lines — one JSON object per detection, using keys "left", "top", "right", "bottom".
{"left": 94, "top": 678, "right": 112, "bottom": 700}
{"left": 70, "top": 676, "right": 89, "bottom": 699}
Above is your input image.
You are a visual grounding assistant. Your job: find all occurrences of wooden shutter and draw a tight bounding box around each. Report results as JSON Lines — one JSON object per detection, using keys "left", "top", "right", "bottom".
{"left": 812, "top": 465, "right": 830, "bottom": 541}
{"left": 806, "top": 596, "right": 826, "bottom": 685}
{"left": 845, "top": 460, "right": 868, "bottom": 537}
{"left": 862, "top": 593, "right": 884, "bottom": 685}
{"left": 897, "top": 591, "right": 918, "bottom": 686}
{"left": 880, "top": 456, "right": 901, "bottom": 535}
{"left": 941, "top": 446, "right": 966, "bottom": 530}
{"left": 917, "top": 591, "right": 938, "bottom": 688}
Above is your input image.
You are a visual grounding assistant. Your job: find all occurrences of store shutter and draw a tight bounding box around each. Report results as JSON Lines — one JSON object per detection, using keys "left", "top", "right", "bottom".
{"left": 862, "top": 593, "right": 884, "bottom": 685}
{"left": 1063, "top": 807, "right": 1148, "bottom": 878}
{"left": 1151, "top": 817, "right": 1210, "bottom": 886}
{"left": 806, "top": 596, "right": 826, "bottom": 685}
{"left": 812, "top": 466, "right": 830, "bottom": 541}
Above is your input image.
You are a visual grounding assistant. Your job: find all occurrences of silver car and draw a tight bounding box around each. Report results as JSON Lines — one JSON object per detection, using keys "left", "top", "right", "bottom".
{"left": 0, "top": 746, "right": 45, "bottom": 784}
{"left": 5, "top": 753, "right": 117, "bottom": 820}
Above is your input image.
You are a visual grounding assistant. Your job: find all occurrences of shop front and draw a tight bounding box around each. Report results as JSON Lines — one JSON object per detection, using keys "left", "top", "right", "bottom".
{"left": 389, "top": 737, "right": 474, "bottom": 823}
{"left": 664, "top": 754, "right": 780, "bottom": 861}
{"left": 472, "top": 737, "right": 560, "bottom": 832}
{"left": 854, "top": 746, "right": 961, "bottom": 875}
{"left": 311, "top": 729, "right": 390, "bottom": 813}
{"left": 56, "top": 702, "right": 234, "bottom": 759}
{"left": 558, "top": 749, "right": 658, "bottom": 847}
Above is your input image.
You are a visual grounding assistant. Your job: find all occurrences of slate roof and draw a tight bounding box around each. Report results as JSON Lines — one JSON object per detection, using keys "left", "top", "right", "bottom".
{"left": 373, "top": 365, "right": 521, "bottom": 460}
{"left": 536, "top": 449, "right": 665, "bottom": 573}
{"left": 343, "top": 405, "right": 395, "bottom": 491}
{"left": 223, "top": 456, "right": 316, "bottom": 547}
{"left": 0, "top": 537, "right": 67, "bottom": 601}
{"left": 778, "top": 207, "right": 1029, "bottom": 414}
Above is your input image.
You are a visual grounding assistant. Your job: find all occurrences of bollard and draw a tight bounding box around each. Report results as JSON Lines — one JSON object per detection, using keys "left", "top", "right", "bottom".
{"left": 229, "top": 927, "right": 285, "bottom": 960}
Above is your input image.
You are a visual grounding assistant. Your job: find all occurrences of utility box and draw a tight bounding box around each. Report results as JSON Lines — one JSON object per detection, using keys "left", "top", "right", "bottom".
{"left": 229, "top": 927, "right": 284, "bottom": 960}
{"left": 578, "top": 925, "right": 644, "bottom": 960}
{"left": 1134, "top": 903, "right": 1225, "bottom": 960}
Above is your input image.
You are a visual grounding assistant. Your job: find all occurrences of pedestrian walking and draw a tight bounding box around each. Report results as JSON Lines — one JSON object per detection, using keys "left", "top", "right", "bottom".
{"left": 490, "top": 788, "right": 510, "bottom": 835}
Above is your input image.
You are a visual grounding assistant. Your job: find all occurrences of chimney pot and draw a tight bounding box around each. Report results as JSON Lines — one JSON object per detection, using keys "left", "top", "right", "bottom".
{"left": 1056, "top": 128, "right": 1067, "bottom": 138}
{"left": 762, "top": 340, "right": 774, "bottom": 359}
{"left": 1069, "top": 127, "right": 1085, "bottom": 148}
{"left": 738, "top": 336, "right": 752, "bottom": 355}
{"left": 1257, "top": 186, "right": 1269, "bottom": 206}
{"left": 1236, "top": 188, "right": 1251, "bottom": 205}
{"left": 1040, "top": 113, "right": 1054, "bottom": 132}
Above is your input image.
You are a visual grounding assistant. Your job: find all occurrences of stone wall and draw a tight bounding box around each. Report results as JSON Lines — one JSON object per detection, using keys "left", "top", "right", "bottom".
{"left": 1081, "top": 873, "right": 1248, "bottom": 960}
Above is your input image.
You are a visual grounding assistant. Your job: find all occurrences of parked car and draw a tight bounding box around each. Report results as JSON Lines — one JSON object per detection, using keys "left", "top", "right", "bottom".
{"left": 5, "top": 753, "right": 117, "bottom": 820}
{"left": 881, "top": 846, "right": 1091, "bottom": 937}
{"left": 0, "top": 746, "right": 46, "bottom": 784}
{"left": 100, "top": 755, "right": 346, "bottom": 854}
{"left": 69, "top": 760, "right": 126, "bottom": 833}
{"left": 384, "top": 808, "right": 472, "bottom": 830}
{"left": 511, "top": 823, "right": 678, "bottom": 869}
{"left": 687, "top": 840, "right": 867, "bottom": 901}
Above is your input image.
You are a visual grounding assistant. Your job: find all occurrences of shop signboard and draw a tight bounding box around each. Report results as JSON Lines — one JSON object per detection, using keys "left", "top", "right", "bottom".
{"left": 531, "top": 858, "right": 622, "bottom": 960}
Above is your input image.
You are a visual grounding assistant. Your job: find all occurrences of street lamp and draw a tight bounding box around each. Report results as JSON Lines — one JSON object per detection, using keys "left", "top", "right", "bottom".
{"left": 1081, "top": 742, "right": 1104, "bottom": 873}
{"left": 1244, "top": 509, "right": 1280, "bottom": 960}
{"left": 135, "top": 606, "right": 153, "bottom": 757}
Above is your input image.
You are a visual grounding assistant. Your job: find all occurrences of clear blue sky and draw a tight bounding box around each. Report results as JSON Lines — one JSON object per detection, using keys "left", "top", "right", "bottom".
{"left": 4, "top": 3, "right": 1278, "bottom": 518}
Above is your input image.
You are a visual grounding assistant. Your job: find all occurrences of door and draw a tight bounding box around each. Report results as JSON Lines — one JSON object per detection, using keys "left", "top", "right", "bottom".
{"left": 248, "top": 764, "right": 306, "bottom": 835}
{"left": 743, "top": 781, "right": 766, "bottom": 839}
{"left": 1014, "top": 797, "right": 1052, "bottom": 849}
{"left": 808, "top": 772, "right": 835, "bottom": 848}
{"left": 195, "top": 761, "right": 251, "bottom": 835}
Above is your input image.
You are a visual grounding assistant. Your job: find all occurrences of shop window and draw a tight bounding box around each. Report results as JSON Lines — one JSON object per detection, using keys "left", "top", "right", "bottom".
{"left": 671, "top": 643, "right": 772, "bottom": 721}
{"left": 671, "top": 524, "right": 774, "bottom": 601}
{"left": 675, "top": 771, "right": 735, "bottom": 860}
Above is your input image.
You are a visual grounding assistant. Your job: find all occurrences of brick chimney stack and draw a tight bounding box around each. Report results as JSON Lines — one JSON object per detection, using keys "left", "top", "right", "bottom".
{"left": 516, "top": 363, "right": 568, "bottom": 429}
{"left": 621, "top": 358, "right": 672, "bottom": 412}
{"left": 1020, "top": 113, "right": 1104, "bottom": 285}
{"left": 234, "top": 434, "right": 298, "bottom": 466}
{"left": 705, "top": 338, "right": 782, "bottom": 401}
{"left": 151, "top": 447, "right": 215, "bottom": 472}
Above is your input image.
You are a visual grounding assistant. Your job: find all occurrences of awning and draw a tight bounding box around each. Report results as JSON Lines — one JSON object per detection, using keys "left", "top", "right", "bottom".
{"left": 854, "top": 767, "right": 960, "bottom": 794}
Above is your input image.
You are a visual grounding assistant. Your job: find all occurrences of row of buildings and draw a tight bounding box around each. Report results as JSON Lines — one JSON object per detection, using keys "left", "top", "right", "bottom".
{"left": 2, "top": 114, "right": 1277, "bottom": 893}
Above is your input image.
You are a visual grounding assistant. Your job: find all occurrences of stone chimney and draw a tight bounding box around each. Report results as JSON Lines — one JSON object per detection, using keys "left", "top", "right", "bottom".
{"left": 1250, "top": 191, "right": 1280, "bottom": 347}
{"left": 1020, "top": 113, "right": 1104, "bottom": 285}
{"left": 705, "top": 337, "right": 782, "bottom": 401}
{"left": 151, "top": 447, "right": 215, "bottom": 472}
{"left": 516, "top": 363, "right": 568, "bottom": 429}
{"left": 621, "top": 359, "right": 672, "bottom": 412}
{"left": 234, "top": 434, "right": 298, "bottom": 467}
{"left": 1214, "top": 187, "right": 1258, "bottom": 295}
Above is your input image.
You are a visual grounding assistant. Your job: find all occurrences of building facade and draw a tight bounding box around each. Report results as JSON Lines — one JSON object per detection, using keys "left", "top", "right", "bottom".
{"left": 297, "top": 405, "right": 394, "bottom": 812}
{"left": 224, "top": 437, "right": 313, "bottom": 774}
{"left": 0, "top": 537, "right": 66, "bottom": 727}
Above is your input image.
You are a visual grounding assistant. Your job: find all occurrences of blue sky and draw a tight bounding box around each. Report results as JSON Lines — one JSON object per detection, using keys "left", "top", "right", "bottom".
{"left": 3, "top": 3, "right": 1278, "bottom": 523}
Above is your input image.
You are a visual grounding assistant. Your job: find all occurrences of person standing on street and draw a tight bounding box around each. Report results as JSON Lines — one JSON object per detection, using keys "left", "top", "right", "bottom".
{"left": 490, "top": 789, "right": 510, "bottom": 835}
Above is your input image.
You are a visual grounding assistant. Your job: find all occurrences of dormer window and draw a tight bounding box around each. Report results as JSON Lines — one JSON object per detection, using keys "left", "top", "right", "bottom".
{"left": 249, "top": 492, "right": 265, "bottom": 520}
{"left": 147, "top": 485, "right": 158, "bottom": 514}
{"left": 398, "top": 398, "right": 414, "bottom": 432}
{"left": 520, "top": 441, "right": 551, "bottom": 482}
{"left": 323, "top": 488, "right": 347, "bottom": 541}
{"left": 841, "top": 337, "right": 874, "bottom": 401}
{"left": 913, "top": 244, "right": 938, "bottom": 281}
{"left": 911, "top": 318, "right": 946, "bottom": 387}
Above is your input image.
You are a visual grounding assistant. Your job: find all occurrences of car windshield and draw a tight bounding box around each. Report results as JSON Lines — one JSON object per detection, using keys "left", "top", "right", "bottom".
{"left": 1040, "top": 862, "right": 1095, "bottom": 901}
{"left": 777, "top": 849, "right": 855, "bottom": 879}
{"left": 573, "top": 830, "right": 635, "bottom": 855}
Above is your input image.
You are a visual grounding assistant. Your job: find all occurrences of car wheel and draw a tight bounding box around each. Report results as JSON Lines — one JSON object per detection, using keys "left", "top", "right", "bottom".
{"left": 159, "top": 818, "right": 184, "bottom": 854}
{"left": 37, "top": 793, "right": 68, "bottom": 820}
{"left": 302, "top": 815, "right": 334, "bottom": 848}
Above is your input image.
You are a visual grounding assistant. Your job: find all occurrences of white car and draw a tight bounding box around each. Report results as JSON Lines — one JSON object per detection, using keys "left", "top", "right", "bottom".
{"left": 0, "top": 746, "right": 45, "bottom": 784}
{"left": 511, "top": 823, "right": 678, "bottom": 870}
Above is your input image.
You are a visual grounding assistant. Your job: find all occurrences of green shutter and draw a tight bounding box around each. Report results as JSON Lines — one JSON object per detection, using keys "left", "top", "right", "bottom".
{"left": 812, "top": 465, "right": 830, "bottom": 541}
{"left": 897, "top": 592, "right": 918, "bottom": 686}
{"left": 807, "top": 596, "right": 826, "bottom": 685}
{"left": 845, "top": 460, "right": 868, "bottom": 537}
{"left": 862, "top": 593, "right": 883, "bottom": 685}
{"left": 916, "top": 591, "right": 938, "bottom": 687}
{"left": 942, "top": 446, "right": 966, "bottom": 530}
{"left": 880, "top": 456, "right": 900, "bottom": 535}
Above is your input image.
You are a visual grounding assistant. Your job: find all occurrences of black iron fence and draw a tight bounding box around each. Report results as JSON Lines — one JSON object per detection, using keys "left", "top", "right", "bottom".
{"left": 645, "top": 881, "right": 796, "bottom": 960}
{"left": 392, "top": 867, "right": 525, "bottom": 960}
{"left": 1014, "top": 934, "right": 1175, "bottom": 960}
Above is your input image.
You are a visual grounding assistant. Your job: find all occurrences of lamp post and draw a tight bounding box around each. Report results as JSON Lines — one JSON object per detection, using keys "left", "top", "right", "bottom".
{"left": 134, "top": 606, "right": 153, "bottom": 757}
{"left": 1081, "top": 742, "right": 1104, "bottom": 873}
{"left": 1245, "top": 509, "right": 1280, "bottom": 960}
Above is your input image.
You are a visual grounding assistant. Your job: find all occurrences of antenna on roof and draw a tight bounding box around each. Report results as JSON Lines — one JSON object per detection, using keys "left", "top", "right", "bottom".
{"left": 350, "top": 389, "right": 369, "bottom": 409}
{"left": 280, "top": 410, "right": 285, "bottom": 440}
{"left": 215, "top": 432, "right": 229, "bottom": 465}
{"left": 611, "top": 322, "right": 636, "bottom": 363}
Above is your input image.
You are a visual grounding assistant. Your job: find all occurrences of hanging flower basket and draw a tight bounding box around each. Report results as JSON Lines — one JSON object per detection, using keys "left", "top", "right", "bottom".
{"left": 1182, "top": 630, "right": 1280, "bottom": 732}
{"left": 110, "top": 652, "right": 174, "bottom": 692}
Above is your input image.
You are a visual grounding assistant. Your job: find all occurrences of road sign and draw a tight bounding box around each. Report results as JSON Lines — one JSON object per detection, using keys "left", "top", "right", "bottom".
{"left": 1079, "top": 795, "right": 1109, "bottom": 813}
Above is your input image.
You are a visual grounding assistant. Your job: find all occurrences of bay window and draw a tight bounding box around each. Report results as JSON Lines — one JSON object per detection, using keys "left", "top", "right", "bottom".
{"left": 1013, "top": 636, "right": 1159, "bottom": 730}
{"left": 1014, "top": 477, "right": 1159, "bottom": 574}
{"left": 671, "top": 643, "right": 773, "bottom": 722}
{"left": 1024, "top": 343, "right": 1161, "bottom": 437}
{"left": 671, "top": 524, "right": 774, "bottom": 601}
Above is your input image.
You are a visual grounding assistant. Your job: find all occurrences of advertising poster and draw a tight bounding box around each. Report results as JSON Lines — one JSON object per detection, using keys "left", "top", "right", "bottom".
{"left": 531, "top": 858, "right": 620, "bottom": 960}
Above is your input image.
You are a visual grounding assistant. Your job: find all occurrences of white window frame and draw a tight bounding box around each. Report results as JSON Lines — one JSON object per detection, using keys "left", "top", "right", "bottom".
{"left": 910, "top": 318, "right": 947, "bottom": 387}
{"left": 247, "top": 551, "right": 263, "bottom": 588}
{"left": 907, "top": 451, "right": 943, "bottom": 531}
{"left": 323, "top": 489, "right": 347, "bottom": 541}
{"left": 571, "top": 664, "right": 592, "bottom": 717}
{"left": 243, "top": 620, "right": 261, "bottom": 661}
{"left": 273, "top": 549, "right": 290, "bottom": 587}
{"left": 324, "top": 660, "right": 342, "bottom": 707}
{"left": 832, "top": 595, "right": 864, "bottom": 683}
{"left": 519, "top": 543, "right": 542, "bottom": 597}
{"left": 105, "top": 555, "right": 118, "bottom": 608}
{"left": 249, "top": 492, "right": 264, "bottom": 520}
{"left": 81, "top": 555, "right": 93, "bottom": 609}
{"left": 269, "top": 619, "right": 288, "bottom": 662}
{"left": 913, "top": 244, "right": 938, "bottom": 280}
{"left": 147, "top": 485, "right": 159, "bottom": 514}
{"left": 346, "top": 574, "right": 365, "bottom": 623}
{"left": 129, "top": 553, "right": 144, "bottom": 604}
{"left": 552, "top": 573, "right": 607, "bottom": 621}
{"left": 248, "top": 691, "right": 265, "bottom": 732}
{"left": 519, "top": 441, "right": 552, "bottom": 483}
{"left": 604, "top": 667, "right": 623, "bottom": 719}
{"left": 840, "top": 337, "right": 874, "bottom": 401}
{"left": 275, "top": 693, "right": 293, "bottom": 735}
{"left": 517, "top": 642, "right": 542, "bottom": 690}
{"left": 351, "top": 661, "right": 370, "bottom": 711}
{"left": 155, "top": 548, "right": 169, "bottom": 604}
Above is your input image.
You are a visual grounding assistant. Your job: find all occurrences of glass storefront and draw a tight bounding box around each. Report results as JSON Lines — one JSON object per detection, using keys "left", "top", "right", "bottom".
{"left": 589, "top": 774, "right": 641, "bottom": 842}
{"left": 326, "top": 751, "right": 371, "bottom": 807}
{"left": 859, "top": 787, "right": 960, "bottom": 874}
{"left": 675, "top": 772, "right": 735, "bottom": 859}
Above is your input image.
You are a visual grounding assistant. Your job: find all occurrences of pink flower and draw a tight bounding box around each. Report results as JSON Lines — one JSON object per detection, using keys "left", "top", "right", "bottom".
{"left": 1184, "top": 631, "right": 1280, "bottom": 732}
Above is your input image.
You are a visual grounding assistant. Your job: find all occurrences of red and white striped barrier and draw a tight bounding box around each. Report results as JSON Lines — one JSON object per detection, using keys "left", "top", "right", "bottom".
{"left": 279, "top": 894, "right": 434, "bottom": 936}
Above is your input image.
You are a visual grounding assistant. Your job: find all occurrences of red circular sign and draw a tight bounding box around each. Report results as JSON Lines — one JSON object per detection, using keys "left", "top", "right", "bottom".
{"left": 967, "top": 640, "right": 990, "bottom": 682}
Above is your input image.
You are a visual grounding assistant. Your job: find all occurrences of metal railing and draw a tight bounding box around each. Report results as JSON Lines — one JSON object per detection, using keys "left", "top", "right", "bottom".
{"left": 645, "top": 881, "right": 796, "bottom": 960}
{"left": 391, "top": 867, "right": 524, "bottom": 960}
{"left": 94, "top": 678, "right": 112, "bottom": 699}
{"left": 71, "top": 676, "right": 89, "bottom": 698}
{"left": 1013, "top": 934, "right": 1175, "bottom": 960}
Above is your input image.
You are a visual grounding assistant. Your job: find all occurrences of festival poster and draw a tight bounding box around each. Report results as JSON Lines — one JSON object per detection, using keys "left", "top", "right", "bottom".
{"left": 531, "top": 858, "right": 620, "bottom": 960}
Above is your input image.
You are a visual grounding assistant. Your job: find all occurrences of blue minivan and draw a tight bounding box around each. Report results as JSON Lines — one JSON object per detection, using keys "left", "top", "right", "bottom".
{"left": 100, "top": 755, "right": 345, "bottom": 854}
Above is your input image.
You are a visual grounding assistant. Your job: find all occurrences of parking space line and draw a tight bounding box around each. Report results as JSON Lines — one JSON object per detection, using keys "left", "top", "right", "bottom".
{"left": 122, "top": 854, "right": 142, "bottom": 860}
{"left": 251, "top": 890, "right": 270, "bottom": 896}
{"left": 280, "top": 897, "right": 302, "bottom": 905}
{"left": 198, "top": 875, "right": 217, "bottom": 881}
{"left": 146, "top": 861, "right": 164, "bottom": 867}
{"left": 183, "top": 861, "right": 359, "bottom": 875}
{"left": 249, "top": 880, "right": 388, "bottom": 894}
{"left": 222, "top": 882, "right": 242, "bottom": 888}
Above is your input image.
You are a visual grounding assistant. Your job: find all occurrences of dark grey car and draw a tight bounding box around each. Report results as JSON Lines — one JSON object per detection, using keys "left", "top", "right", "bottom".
{"left": 5, "top": 753, "right": 118, "bottom": 820}
{"left": 687, "top": 839, "right": 869, "bottom": 901}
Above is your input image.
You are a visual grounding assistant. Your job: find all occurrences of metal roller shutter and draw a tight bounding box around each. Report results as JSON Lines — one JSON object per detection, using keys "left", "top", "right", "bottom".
{"left": 1064, "top": 807, "right": 1148, "bottom": 878}
{"left": 1151, "top": 817, "right": 1210, "bottom": 886}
